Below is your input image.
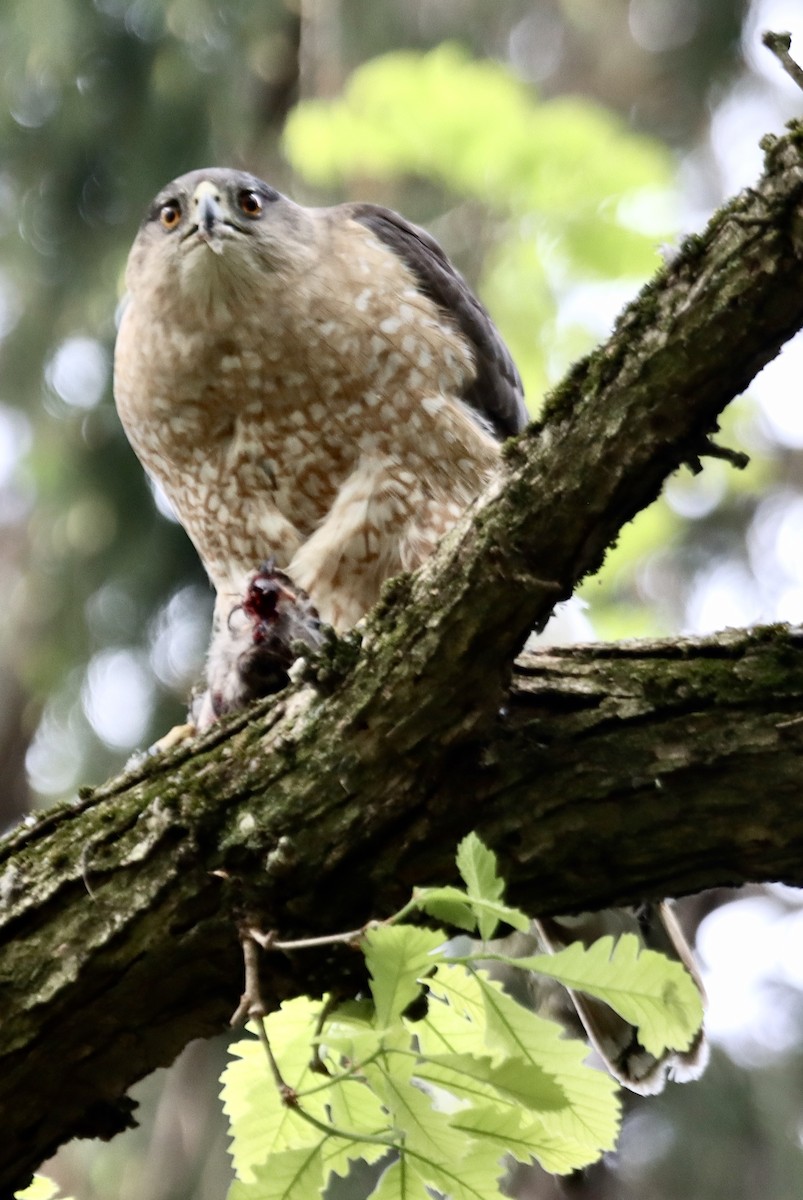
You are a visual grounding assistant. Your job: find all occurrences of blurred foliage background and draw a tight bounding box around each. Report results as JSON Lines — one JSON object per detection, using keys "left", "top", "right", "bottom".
{"left": 3, "top": 0, "right": 803, "bottom": 1197}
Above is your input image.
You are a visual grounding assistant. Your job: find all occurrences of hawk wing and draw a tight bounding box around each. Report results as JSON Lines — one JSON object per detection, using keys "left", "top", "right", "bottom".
{"left": 348, "top": 203, "right": 528, "bottom": 441}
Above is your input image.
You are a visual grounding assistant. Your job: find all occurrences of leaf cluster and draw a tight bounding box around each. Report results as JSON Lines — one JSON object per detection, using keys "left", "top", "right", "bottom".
{"left": 219, "top": 836, "right": 703, "bottom": 1200}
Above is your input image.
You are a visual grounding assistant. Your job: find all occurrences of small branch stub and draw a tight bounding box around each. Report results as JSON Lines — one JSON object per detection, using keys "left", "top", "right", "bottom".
{"left": 230, "top": 931, "right": 267, "bottom": 1027}
{"left": 232, "top": 931, "right": 298, "bottom": 1103}
{"left": 763, "top": 30, "right": 803, "bottom": 92}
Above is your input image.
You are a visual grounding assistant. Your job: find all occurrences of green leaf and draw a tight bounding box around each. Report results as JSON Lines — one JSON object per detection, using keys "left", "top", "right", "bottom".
{"left": 429, "top": 966, "right": 620, "bottom": 1172}
{"left": 221, "top": 999, "right": 333, "bottom": 1182}
{"left": 316, "top": 999, "right": 385, "bottom": 1065}
{"left": 422, "top": 1145, "right": 507, "bottom": 1200}
{"left": 14, "top": 1179, "right": 73, "bottom": 1200}
{"left": 412, "top": 886, "right": 478, "bottom": 932}
{"left": 410, "top": 833, "right": 529, "bottom": 939}
{"left": 456, "top": 833, "right": 504, "bottom": 904}
{"left": 449, "top": 1104, "right": 572, "bottom": 1176}
{"left": 414, "top": 885, "right": 529, "bottom": 938}
{"left": 370, "top": 1159, "right": 430, "bottom": 1200}
{"left": 365, "top": 924, "right": 445, "bottom": 1029}
{"left": 517, "top": 933, "right": 704, "bottom": 1057}
{"left": 226, "top": 1146, "right": 324, "bottom": 1200}
{"left": 414, "top": 962, "right": 490, "bottom": 1057}
{"left": 363, "top": 1063, "right": 505, "bottom": 1200}
{"left": 223, "top": 1000, "right": 400, "bottom": 1198}
{"left": 363, "top": 1062, "right": 464, "bottom": 1161}
{"left": 321, "top": 1079, "right": 393, "bottom": 1180}
{"left": 457, "top": 834, "right": 530, "bottom": 940}
{"left": 414, "top": 1051, "right": 567, "bottom": 1115}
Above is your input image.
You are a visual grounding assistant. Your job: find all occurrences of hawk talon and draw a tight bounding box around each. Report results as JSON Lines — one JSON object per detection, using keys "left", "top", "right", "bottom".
{"left": 126, "top": 722, "right": 198, "bottom": 764}
{"left": 197, "top": 562, "right": 324, "bottom": 726}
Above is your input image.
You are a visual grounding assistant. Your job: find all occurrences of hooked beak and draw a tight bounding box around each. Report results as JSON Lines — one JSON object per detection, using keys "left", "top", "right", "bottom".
{"left": 191, "top": 180, "right": 225, "bottom": 238}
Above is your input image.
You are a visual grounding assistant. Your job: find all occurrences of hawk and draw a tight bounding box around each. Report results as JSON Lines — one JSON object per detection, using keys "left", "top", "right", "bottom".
{"left": 114, "top": 168, "right": 525, "bottom": 629}
{"left": 113, "top": 167, "right": 705, "bottom": 1094}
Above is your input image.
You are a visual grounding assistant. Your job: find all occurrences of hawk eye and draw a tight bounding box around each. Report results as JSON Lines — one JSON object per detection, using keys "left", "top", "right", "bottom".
{"left": 237, "top": 189, "right": 263, "bottom": 218}
{"left": 159, "top": 199, "right": 182, "bottom": 231}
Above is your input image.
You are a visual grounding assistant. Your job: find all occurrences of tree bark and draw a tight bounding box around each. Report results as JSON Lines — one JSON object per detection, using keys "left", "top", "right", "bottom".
{"left": 3, "top": 125, "right": 803, "bottom": 1193}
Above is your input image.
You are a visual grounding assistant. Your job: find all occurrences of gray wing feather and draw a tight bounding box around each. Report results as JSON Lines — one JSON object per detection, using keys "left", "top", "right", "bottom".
{"left": 348, "top": 203, "right": 527, "bottom": 440}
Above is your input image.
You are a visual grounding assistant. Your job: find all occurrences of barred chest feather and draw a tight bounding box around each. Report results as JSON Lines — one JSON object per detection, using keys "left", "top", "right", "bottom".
{"left": 114, "top": 236, "right": 500, "bottom": 627}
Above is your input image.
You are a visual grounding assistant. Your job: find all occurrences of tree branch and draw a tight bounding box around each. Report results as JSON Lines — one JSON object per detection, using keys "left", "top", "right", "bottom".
{"left": 763, "top": 30, "right": 803, "bottom": 93}
{"left": 4, "top": 123, "right": 803, "bottom": 1191}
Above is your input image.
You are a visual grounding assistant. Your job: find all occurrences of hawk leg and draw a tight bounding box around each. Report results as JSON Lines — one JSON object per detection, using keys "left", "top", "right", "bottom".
{"left": 287, "top": 454, "right": 449, "bottom": 631}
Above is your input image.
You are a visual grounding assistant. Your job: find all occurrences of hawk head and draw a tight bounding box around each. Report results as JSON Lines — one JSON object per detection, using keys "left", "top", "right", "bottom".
{"left": 124, "top": 167, "right": 315, "bottom": 317}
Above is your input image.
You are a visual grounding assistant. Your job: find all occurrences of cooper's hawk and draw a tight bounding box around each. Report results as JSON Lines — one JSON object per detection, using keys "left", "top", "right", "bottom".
{"left": 115, "top": 167, "right": 525, "bottom": 630}
{"left": 113, "top": 167, "right": 705, "bottom": 1094}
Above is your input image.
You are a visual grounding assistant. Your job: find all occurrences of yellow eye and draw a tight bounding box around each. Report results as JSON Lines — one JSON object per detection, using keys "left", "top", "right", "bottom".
{"left": 238, "top": 189, "right": 263, "bottom": 218}
{"left": 159, "top": 200, "right": 182, "bottom": 231}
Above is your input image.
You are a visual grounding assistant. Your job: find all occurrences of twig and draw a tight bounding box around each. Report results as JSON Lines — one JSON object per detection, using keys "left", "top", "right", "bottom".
{"left": 699, "top": 438, "right": 750, "bottom": 471}
{"left": 231, "top": 930, "right": 297, "bottom": 1100}
{"left": 281, "top": 1100, "right": 397, "bottom": 1147}
{"left": 254, "top": 1008, "right": 297, "bottom": 1102}
{"left": 231, "top": 931, "right": 396, "bottom": 1144}
{"left": 248, "top": 894, "right": 439, "bottom": 953}
{"left": 685, "top": 437, "right": 750, "bottom": 476}
{"left": 230, "top": 930, "right": 267, "bottom": 1027}
{"left": 310, "top": 995, "right": 338, "bottom": 1075}
{"left": 245, "top": 888, "right": 463, "bottom": 957}
{"left": 776, "top": 714, "right": 803, "bottom": 732}
{"left": 763, "top": 31, "right": 803, "bottom": 93}
{"left": 247, "top": 925, "right": 367, "bottom": 952}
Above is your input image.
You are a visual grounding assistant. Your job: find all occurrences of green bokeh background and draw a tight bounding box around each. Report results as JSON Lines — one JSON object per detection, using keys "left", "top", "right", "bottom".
{"left": 4, "top": 2, "right": 803, "bottom": 1197}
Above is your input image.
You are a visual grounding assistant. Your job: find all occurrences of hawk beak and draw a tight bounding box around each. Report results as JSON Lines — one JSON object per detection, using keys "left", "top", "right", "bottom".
{"left": 192, "top": 181, "right": 224, "bottom": 235}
